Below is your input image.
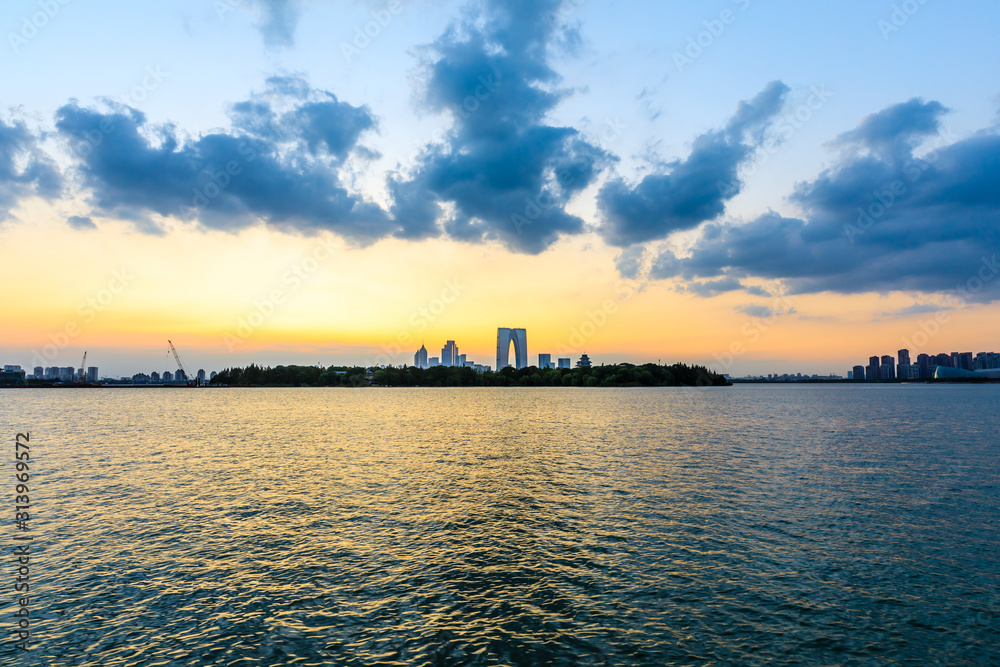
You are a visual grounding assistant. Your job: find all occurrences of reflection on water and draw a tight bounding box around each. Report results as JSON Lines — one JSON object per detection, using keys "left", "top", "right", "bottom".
{"left": 1, "top": 385, "right": 998, "bottom": 665}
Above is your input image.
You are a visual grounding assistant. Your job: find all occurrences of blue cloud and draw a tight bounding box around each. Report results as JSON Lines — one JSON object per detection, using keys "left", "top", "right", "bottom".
{"left": 388, "top": 0, "right": 614, "bottom": 253}
{"left": 0, "top": 116, "right": 62, "bottom": 221}
{"left": 55, "top": 78, "right": 394, "bottom": 241}
{"left": 668, "top": 99, "right": 1000, "bottom": 301}
{"left": 67, "top": 215, "right": 97, "bottom": 230}
{"left": 598, "top": 81, "right": 789, "bottom": 247}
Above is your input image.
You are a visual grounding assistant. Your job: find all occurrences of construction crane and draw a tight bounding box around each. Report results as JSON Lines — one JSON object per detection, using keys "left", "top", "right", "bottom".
{"left": 78, "top": 351, "right": 87, "bottom": 384}
{"left": 167, "top": 340, "right": 193, "bottom": 385}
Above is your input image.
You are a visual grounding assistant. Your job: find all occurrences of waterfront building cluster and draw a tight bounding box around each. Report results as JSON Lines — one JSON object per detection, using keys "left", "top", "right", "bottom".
{"left": 410, "top": 328, "right": 590, "bottom": 373}
{"left": 0, "top": 364, "right": 216, "bottom": 385}
{"left": 850, "top": 349, "right": 1000, "bottom": 381}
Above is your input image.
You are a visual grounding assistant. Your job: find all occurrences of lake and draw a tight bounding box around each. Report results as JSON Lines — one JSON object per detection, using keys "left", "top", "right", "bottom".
{"left": 1, "top": 384, "right": 997, "bottom": 665}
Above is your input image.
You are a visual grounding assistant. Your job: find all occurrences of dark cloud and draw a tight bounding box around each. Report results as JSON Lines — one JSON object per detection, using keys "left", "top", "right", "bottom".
{"left": 598, "top": 81, "right": 789, "bottom": 247}
{"left": 880, "top": 303, "right": 951, "bottom": 317}
{"left": 389, "top": 0, "right": 614, "bottom": 253}
{"left": 0, "top": 117, "right": 62, "bottom": 221}
{"left": 55, "top": 77, "right": 394, "bottom": 240}
{"left": 67, "top": 215, "right": 97, "bottom": 230}
{"left": 735, "top": 304, "right": 777, "bottom": 319}
{"left": 670, "top": 99, "right": 1000, "bottom": 302}
{"left": 685, "top": 276, "right": 746, "bottom": 298}
{"left": 614, "top": 246, "right": 645, "bottom": 279}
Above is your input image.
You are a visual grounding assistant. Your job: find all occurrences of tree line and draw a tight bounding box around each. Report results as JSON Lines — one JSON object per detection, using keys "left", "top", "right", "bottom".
{"left": 210, "top": 362, "right": 731, "bottom": 388}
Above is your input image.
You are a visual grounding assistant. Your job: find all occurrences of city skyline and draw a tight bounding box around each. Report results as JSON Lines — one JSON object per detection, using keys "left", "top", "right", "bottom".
{"left": 3, "top": 1, "right": 1000, "bottom": 377}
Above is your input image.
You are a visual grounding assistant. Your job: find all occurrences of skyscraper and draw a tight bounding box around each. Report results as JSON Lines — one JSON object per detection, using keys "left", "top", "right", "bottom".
{"left": 86, "top": 367, "right": 99, "bottom": 383}
{"left": 442, "top": 340, "right": 459, "bottom": 367}
{"left": 496, "top": 328, "right": 528, "bottom": 370}
{"left": 867, "top": 356, "right": 879, "bottom": 382}
{"left": 538, "top": 353, "right": 552, "bottom": 369}
{"left": 853, "top": 365, "right": 865, "bottom": 381}
{"left": 414, "top": 345, "right": 428, "bottom": 369}
{"left": 880, "top": 355, "right": 895, "bottom": 380}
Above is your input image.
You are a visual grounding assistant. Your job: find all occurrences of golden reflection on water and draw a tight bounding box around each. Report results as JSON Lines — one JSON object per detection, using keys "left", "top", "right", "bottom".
{"left": 1, "top": 385, "right": 998, "bottom": 665}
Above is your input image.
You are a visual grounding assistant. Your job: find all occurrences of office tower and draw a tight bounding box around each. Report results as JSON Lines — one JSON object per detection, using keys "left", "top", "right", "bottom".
{"left": 457, "top": 354, "right": 467, "bottom": 367}
{"left": 576, "top": 354, "right": 592, "bottom": 368}
{"left": 558, "top": 358, "right": 571, "bottom": 369}
{"left": 916, "top": 354, "right": 930, "bottom": 378}
{"left": 428, "top": 357, "right": 440, "bottom": 367}
{"left": 496, "top": 328, "right": 528, "bottom": 370}
{"left": 163, "top": 371, "right": 174, "bottom": 382}
{"left": 853, "top": 365, "right": 865, "bottom": 381}
{"left": 897, "top": 349, "right": 911, "bottom": 366}
{"left": 441, "top": 340, "right": 458, "bottom": 367}
{"left": 414, "top": 345, "right": 428, "bottom": 369}
{"left": 539, "top": 354, "right": 552, "bottom": 369}
{"left": 86, "top": 367, "right": 99, "bottom": 383}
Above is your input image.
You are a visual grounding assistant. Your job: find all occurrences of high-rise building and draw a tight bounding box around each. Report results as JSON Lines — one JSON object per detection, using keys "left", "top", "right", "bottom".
{"left": 414, "top": 345, "right": 428, "bottom": 369}
{"left": 151, "top": 371, "right": 161, "bottom": 382}
{"left": 496, "top": 328, "right": 528, "bottom": 370}
{"left": 86, "top": 367, "right": 99, "bottom": 383}
{"left": 44, "top": 366, "right": 58, "bottom": 379}
{"left": 428, "top": 357, "right": 440, "bottom": 367}
{"left": 163, "top": 371, "right": 174, "bottom": 382}
{"left": 897, "top": 349, "right": 911, "bottom": 378}
{"left": 197, "top": 369, "right": 207, "bottom": 383}
{"left": 880, "top": 355, "right": 895, "bottom": 380}
{"left": 852, "top": 365, "right": 865, "bottom": 381}
{"left": 867, "top": 356, "right": 880, "bottom": 382}
{"left": 59, "top": 367, "right": 75, "bottom": 382}
{"left": 441, "top": 340, "right": 459, "bottom": 367}
{"left": 33, "top": 366, "right": 44, "bottom": 379}
{"left": 457, "top": 354, "right": 467, "bottom": 367}
{"left": 576, "top": 354, "right": 592, "bottom": 368}
{"left": 538, "top": 353, "right": 552, "bottom": 369}
{"left": 558, "top": 358, "right": 571, "bottom": 369}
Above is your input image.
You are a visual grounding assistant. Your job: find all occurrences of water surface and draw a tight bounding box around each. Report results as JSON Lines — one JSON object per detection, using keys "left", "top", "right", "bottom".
{"left": 1, "top": 384, "right": 997, "bottom": 665}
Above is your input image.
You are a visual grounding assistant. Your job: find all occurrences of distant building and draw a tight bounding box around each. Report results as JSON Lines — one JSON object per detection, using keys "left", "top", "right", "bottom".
{"left": 151, "top": 371, "right": 161, "bottom": 382}
{"left": 197, "top": 369, "right": 207, "bottom": 383}
{"left": 163, "top": 371, "right": 174, "bottom": 382}
{"left": 44, "top": 366, "right": 58, "bottom": 379}
{"left": 428, "top": 357, "right": 440, "bottom": 367}
{"left": 59, "top": 367, "right": 75, "bottom": 382}
{"left": 879, "top": 355, "right": 895, "bottom": 380}
{"left": 210, "top": 371, "right": 218, "bottom": 380}
{"left": 538, "top": 353, "right": 552, "bottom": 369}
{"left": 853, "top": 365, "right": 866, "bottom": 381}
{"left": 576, "top": 354, "right": 592, "bottom": 368}
{"left": 867, "top": 356, "right": 879, "bottom": 382}
{"left": 86, "top": 367, "right": 99, "bottom": 383}
{"left": 33, "top": 366, "right": 44, "bottom": 379}
{"left": 558, "top": 358, "right": 571, "bottom": 369}
{"left": 457, "top": 354, "right": 467, "bottom": 367}
{"left": 414, "top": 345, "right": 428, "bottom": 369}
{"left": 441, "top": 340, "right": 459, "bottom": 367}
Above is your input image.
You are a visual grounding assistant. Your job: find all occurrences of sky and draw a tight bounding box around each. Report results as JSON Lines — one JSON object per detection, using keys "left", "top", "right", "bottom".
{"left": 2, "top": 0, "right": 999, "bottom": 377}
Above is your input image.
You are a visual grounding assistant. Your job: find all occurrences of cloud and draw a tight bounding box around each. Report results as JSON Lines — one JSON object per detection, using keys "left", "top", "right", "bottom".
{"left": 253, "top": 0, "right": 300, "bottom": 48}
{"left": 55, "top": 77, "right": 395, "bottom": 241}
{"left": 67, "top": 215, "right": 97, "bottom": 230}
{"left": 614, "top": 245, "right": 646, "bottom": 279}
{"left": 880, "top": 303, "right": 951, "bottom": 317}
{"left": 735, "top": 304, "right": 776, "bottom": 318}
{"left": 597, "top": 81, "right": 789, "bottom": 247}
{"left": 668, "top": 98, "right": 1000, "bottom": 303}
{"left": 388, "top": 0, "right": 614, "bottom": 253}
{"left": 685, "top": 276, "right": 745, "bottom": 298}
{"left": 0, "top": 116, "right": 62, "bottom": 221}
